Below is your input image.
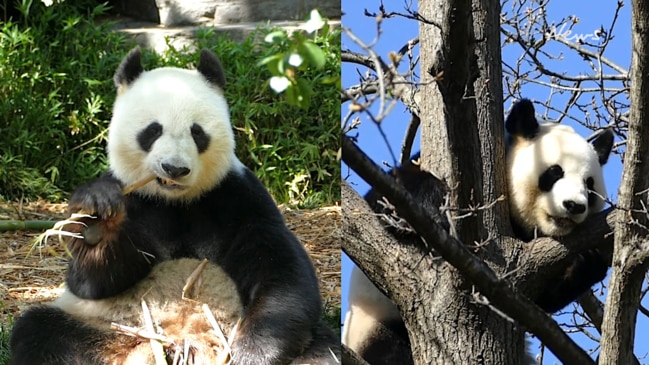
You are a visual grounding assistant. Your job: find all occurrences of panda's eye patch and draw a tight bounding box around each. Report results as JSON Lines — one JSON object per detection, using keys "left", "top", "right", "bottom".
{"left": 586, "top": 177, "right": 598, "bottom": 206}
{"left": 137, "top": 122, "right": 163, "bottom": 152}
{"left": 538, "top": 164, "right": 564, "bottom": 192}
{"left": 190, "top": 123, "right": 210, "bottom": 154}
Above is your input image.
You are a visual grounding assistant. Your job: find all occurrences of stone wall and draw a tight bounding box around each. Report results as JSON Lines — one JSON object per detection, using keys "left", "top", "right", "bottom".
{"left": 109, "top": 0, "right": 340, "bottom": 27}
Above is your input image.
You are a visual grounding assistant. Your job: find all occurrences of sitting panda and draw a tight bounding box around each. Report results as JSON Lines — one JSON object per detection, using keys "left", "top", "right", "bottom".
{"left": 343, "top": 99, "right": 614, "bottom": 364}
{"left": 10, "top": 47, "right": 339, "bottom": 365}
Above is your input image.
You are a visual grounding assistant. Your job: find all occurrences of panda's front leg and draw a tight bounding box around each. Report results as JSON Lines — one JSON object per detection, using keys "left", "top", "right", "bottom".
{"left": 229, "top": 288, "right": 321, "bottom": 365}
{"left": 62, "top": 172, "right": 158, "bottom": 299}
{"left": 221, "top": 242, "right": 323, "bottom": 365}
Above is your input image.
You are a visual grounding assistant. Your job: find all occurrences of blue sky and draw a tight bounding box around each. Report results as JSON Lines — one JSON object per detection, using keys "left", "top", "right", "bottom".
{"left": 341, "top": 1, "right": 647, "bottom": 363}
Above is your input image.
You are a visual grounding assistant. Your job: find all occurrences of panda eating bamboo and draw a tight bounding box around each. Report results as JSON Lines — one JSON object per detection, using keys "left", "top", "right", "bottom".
{"left": 10, "top": 47, "right": 339, "bottom": 365}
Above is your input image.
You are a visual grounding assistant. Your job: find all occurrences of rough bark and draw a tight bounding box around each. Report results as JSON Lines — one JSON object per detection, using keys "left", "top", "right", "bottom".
{"left": 600, "top": 0, "right": 649, "bottom": 363}
{"left": 417, "top": 0, "right": 517, "bottom": 361}
{"left": 472, "top": 0, "right": 508, "bottom": 235}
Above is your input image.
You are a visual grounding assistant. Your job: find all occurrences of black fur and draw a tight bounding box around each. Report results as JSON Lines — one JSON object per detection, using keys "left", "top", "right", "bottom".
{"left": 535, "top": 249, "right": 609, "bottom": 313}
{"left": 197, "top": 48, "right": 226, "bottom": 89}
{"left": 505, "top": 99, "right": 539, "bottom": 139}
{"left": 364, "top": 155, "right": 449, "bottom": 240}
{"left": 10, "top": 168, "right": 339, "bottom": 365}
{"left": 593, "top": 129, "right": 614, "bottom": 165}
{"left": 356, "top": 318, "right": 413, "bottom": 365}
{"left": 538, "top": 165, "right": 564, "bottom": 192}
{"left": 136, "top": 121, "right": 163, "bottom": 152}
{"left": 113, "top": 47, "right": 143, "bottom": 87}
{"left": 10, "top": 306, "right": 107, "bottom": 365}
{"left": 190, "top": 123, "right": 210, "bottom": 153}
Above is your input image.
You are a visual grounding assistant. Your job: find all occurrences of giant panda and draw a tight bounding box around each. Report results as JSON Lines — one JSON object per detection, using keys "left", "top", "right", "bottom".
{"left": 506, "top": 99, "right": 613, "bottom": 313}
{"left": 10, "top": 47, "right": 339, "bottom": 365}
{"left": 343, "top": 99, "right": 614, "bottom": 364}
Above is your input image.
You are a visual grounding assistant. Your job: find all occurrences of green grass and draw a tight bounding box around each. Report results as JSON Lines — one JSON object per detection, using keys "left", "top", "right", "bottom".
{"left": 0, "top": 313, "right": 12, "bottom": 365}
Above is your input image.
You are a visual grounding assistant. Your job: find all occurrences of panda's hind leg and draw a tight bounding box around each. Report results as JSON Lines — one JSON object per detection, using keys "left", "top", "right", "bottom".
{"left": 10, "top": 305, "right": 105, "bottom": 365}
{"left": 291, "top": 321, "right": 341, "bottom": 365}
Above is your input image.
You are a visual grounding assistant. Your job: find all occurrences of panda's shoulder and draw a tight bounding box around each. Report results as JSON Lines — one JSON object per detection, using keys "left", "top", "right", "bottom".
{"left": 209, "top": 164, "right": 273, "bottom": 199}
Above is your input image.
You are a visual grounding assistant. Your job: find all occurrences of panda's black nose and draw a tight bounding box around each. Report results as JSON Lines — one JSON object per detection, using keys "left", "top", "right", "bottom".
{"left": 563, "top": 200, "right": 586, "bottom": 215}
{"left": 162, "top": 163, "right": 190, "bottom": 178}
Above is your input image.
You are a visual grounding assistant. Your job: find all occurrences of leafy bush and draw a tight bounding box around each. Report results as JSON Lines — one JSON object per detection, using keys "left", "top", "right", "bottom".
{"left": 0, "top": 1, "right": 128, "bottom": 201}
{"left": 0, "top": 2, "right": 339, "bottom": 207}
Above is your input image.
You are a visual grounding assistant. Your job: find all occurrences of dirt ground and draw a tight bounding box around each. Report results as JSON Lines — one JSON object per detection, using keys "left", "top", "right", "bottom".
{"left": 0, "top": 200, "right": 341, "bottom": 326}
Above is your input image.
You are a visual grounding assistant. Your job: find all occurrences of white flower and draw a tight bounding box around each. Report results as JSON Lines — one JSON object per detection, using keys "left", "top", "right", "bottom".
{"left": 270, "top": 76, "right": 290, "bottom": 93}
{"left": 302, "top": 10, "right": 325, "bottom": 33}
{"left": 288, "top": 53, "right": 303, "bottom": 67}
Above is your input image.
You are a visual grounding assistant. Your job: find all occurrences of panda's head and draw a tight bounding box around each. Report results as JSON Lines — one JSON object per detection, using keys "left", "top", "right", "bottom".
{"left": 505, "top": 99, "right": 614, "bottom": 238}
{"left": 108, "top": 47, "right": 239, "bottom": 201}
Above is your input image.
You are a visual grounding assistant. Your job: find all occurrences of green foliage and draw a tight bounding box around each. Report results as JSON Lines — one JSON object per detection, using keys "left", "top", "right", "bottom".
{"left": 0, "top": 1, "right": 128, "bottom": 201}
{"left": 0, "top": 3, "right": 339, "bottom": 206}
{"left": 321, "top": 303, "right": 342, "bottom": 334}
{"left": 259, "top": 10, "right": 340, "bottom": 110}
{"left": 0, "top": 313, "right": 11, "bottom": 365}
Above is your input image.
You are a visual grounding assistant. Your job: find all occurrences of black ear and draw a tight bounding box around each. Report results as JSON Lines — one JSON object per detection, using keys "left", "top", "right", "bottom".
{"left": 505, "top": 99, "right": 539, "bottom": 140}
{"left": 197, "top": 49, "right": 226, "bottom": 89}
{"left": 114, "top": 47, "right": 143, "bottom": 88}
{"left": 592, "top": 128, "right": 614, "bottom": 165}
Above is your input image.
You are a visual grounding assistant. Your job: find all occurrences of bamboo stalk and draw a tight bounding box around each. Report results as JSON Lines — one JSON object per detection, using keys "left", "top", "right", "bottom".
{"left": 141, "top": 300, "right": 167, "bottom": 365}
{"left": 110, "top": 323, "right": 173, "bottom": 343}
{"left": 123, "top": 174, "right": 157, "bottom": 195}
{"left": 0, "top": 220, "right": 57, "bottom": 232}
{"left": 182, "top": 258, "right": 208, "bottom": 299}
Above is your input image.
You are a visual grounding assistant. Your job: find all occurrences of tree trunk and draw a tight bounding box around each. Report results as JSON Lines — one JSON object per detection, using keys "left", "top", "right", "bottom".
{"left": 600, "top": 0, "right": 649, "bottom": 363}
{"left": 415, "top": 0, "right": 524, "bottom": 362}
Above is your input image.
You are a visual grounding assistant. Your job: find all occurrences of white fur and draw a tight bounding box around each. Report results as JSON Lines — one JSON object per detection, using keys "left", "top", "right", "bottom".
{"left": 108, "top": 67, "right": 242, "bottom": 202}
{"left": 54, "top": 259, "right": 242, "bottom": 364}
{"left": 342, "top": 266, "right": 401, "bottom": 351}
{"left": 508, "top": 123, "right": 607, "bottom": 237}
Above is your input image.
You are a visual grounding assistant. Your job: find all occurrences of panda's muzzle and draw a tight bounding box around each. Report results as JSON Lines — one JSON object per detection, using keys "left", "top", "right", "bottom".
{"left": 548, "top": 215, "right": 577, "bottom": 230}
{"left": 157, "top": 163, "right": 190, "bottom": 188}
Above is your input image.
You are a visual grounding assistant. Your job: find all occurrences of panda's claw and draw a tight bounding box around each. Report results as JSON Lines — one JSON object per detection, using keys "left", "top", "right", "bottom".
{"left": 68, "top": 175, "right": 126, "bottom": 221}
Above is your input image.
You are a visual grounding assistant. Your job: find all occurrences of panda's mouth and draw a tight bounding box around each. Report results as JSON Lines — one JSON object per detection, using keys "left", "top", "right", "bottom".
{"left": 156, "top": 177, "right": 185, "bottom": 189}
{"left": 547, "top": 215, "right": 576, "bottom": 230}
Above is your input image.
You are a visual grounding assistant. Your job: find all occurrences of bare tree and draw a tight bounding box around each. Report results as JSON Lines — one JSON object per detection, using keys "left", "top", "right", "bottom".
{"left": 342, "top": 0, "right": 649, "bottom": 364}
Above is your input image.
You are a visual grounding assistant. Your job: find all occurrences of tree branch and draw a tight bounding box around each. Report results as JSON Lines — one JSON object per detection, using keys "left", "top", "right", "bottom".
{"left": 342, "top": 344, "right": 371, "bottom": 365}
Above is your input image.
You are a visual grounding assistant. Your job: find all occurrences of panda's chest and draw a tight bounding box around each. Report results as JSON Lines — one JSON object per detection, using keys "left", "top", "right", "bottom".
{"left": 127, "top": 197, "right": 236, "bottom": 251}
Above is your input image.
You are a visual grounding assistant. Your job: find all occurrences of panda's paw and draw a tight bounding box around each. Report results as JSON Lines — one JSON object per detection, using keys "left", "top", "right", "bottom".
{"left": 229, "top": 335, "right": 282, "bottom": 365}
{"left": 572, "top": 248, "right": 609, "bottom": 282}
{"left": 68, "top": 178, "right": 125, "bottom": 220}
{"left": 66, "top": 177, "right": 126, "bottom": 246}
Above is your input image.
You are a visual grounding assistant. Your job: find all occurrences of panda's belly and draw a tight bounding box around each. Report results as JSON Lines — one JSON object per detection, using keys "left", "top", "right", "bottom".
{"left": 54, "top": 258, "right": 243, "bottom": 364}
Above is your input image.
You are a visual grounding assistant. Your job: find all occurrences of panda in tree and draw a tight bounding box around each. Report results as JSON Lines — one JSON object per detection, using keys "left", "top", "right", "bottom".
{"left": 343, "top": 99, "right": 614, "bottom": 364}
{"left": 10, "top": 47, "right": 339, "bottom": 365}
